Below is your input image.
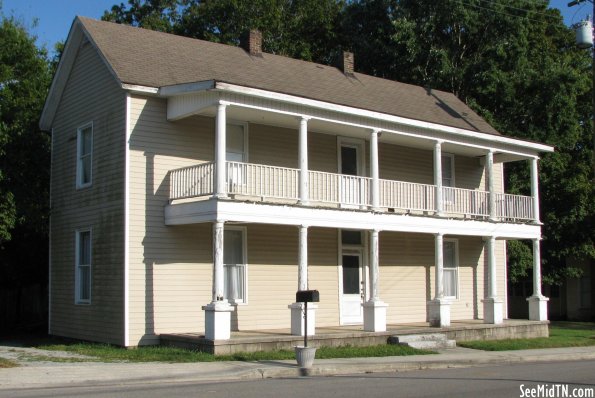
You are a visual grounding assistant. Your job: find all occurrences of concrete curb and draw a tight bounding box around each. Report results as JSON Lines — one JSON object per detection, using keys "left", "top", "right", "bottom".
{"left": 1, "top": 346, "right": 595, "bottom": 390}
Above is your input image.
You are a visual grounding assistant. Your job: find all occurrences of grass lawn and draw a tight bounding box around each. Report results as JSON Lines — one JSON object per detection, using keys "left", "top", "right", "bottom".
{"left": 37, "top": 342, "right": 434, "bottom": 363}
{"left": 459, "top": 321, "right": 595, "bottom": 351}
{"left": 0, "top": 357, "right": 18, "bottom": 368}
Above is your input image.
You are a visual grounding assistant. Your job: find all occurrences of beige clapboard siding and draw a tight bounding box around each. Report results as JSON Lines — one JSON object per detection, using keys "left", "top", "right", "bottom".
{"left": 128, "top": 97, "right": 214, "bottom": 344}
{"left": 49, "top": 41, "right": 125, "bottom": 344}
{"left": 454, "top": 156, "right": 483, "bottom": 190}
{"left": 249, "top": 123, "right": 338, "bottom": 173}
{"left": 379, "top": 232, "right": 433, "bottom": 323}
{"left": 233, "top": 225, "right": 339, "bottom": 330}
{"left": 236, "top": 224, "right": 298, "bottom": 330}
{"left": 379, "top": 144, "right": 434, "bottom": 185}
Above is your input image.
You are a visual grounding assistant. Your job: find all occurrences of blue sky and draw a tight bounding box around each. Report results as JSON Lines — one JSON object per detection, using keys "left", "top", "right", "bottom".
{"left": 1, "top": 0, "right": 593, "bottom": 53}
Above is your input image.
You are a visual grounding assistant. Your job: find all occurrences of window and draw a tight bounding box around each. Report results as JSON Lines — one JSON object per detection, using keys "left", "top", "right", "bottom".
{"left": 443, "top": 240, "right": 458, "bottom": 298}
{"left": 441, "top": 154, "right": 454, "bottom": 187}
{"left": 226, "top": 123, "right": 247, "bottom": 187}
{"left": 224, "top": 227, "right": 247, "bottom": 303}
{"left": 341, "top": 230, "right": 362, "bottom": 245}
{"left": 442, "top": 153, "right": 455, "bottom": 204}
{"left": 75, "top": 229, "right": 92, "bottom": 304}
{"left": 77, "top": 123, "right": 93, "bottom": 188}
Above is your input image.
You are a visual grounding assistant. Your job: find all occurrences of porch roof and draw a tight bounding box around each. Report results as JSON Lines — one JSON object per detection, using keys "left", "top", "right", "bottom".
{"left": 74, "top": 17, "right": 497, "bottom": 136}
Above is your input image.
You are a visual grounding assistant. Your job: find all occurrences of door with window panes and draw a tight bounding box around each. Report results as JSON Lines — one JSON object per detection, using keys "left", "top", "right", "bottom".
{"left": 340, "top": 230, "right": 366, "bottom": 324}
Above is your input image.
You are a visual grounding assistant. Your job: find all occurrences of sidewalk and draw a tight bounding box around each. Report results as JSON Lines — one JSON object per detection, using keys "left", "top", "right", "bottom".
{"left": 1, "top": 346, "right": 595, "bottom": 390}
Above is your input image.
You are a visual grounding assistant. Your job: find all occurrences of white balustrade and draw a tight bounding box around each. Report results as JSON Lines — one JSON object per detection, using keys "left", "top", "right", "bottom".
{"left": 226, "top": 161, "right": 299, "bottom": 199}
{"left": 494, "top": 192, "right": 534, "bottom": 221}
{"left": 442, "top": 186, "right": 490, "bottom": 217}
{"left": 169, "top": 162, "right": 214, "bottom": 200}
{"left": 379, "top": 179, "right": 435, "bottom": 212}
{"left": 169, "top": 161, "right": 535, "bottom": 222}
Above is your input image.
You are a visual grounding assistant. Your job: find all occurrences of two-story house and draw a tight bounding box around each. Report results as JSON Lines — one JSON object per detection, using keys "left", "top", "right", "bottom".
{"left": 40, "top": 17, "right": 553, "bottom": 346}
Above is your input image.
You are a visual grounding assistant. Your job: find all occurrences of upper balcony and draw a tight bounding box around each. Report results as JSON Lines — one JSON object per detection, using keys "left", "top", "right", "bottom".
{"left": 169, "top": 160, "right": 535, "bottom": 223}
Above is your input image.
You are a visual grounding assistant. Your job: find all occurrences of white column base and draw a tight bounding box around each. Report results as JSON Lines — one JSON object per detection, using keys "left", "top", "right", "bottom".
{"left": 203, "top": 301, "right": 233, "bottom": 340}
{"left": 482, "top": 297, "right": 503, "bottom": 324}
{"left": 527, "top": 295, "right": 549, "bottom": 321}
{"left": 288, "top": 303, "right": 318, "bottom": 336}
{"left": 363, "top": 300, "right": 388, "bottom": 332}
{"left": 427, "top": 298, "right": 451, "bottom": 327}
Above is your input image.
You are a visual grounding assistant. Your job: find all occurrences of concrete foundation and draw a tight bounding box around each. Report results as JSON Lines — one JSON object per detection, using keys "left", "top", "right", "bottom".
{"left": 160, "top": 319, "right": 549, "bottom": 355}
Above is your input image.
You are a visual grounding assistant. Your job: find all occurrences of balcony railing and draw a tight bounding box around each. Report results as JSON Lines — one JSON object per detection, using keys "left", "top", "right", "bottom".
{"left": 169, "top": 161, "right": 535, "bottom": 222}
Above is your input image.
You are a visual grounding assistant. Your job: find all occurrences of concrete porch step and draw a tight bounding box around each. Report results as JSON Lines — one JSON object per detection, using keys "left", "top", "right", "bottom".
{"left": 388, "top": 333, "right": 456, "bottom": 350}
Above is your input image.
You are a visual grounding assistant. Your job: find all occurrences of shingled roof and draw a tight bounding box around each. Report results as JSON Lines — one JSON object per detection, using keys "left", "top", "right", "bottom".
{"left": 75, "top": 17, "right": 499, "bottom": 135}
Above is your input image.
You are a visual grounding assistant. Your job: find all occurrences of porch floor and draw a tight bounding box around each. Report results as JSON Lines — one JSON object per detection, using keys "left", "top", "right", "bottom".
{"left": 160, "top": 319, "right": 549, "bottom": 355}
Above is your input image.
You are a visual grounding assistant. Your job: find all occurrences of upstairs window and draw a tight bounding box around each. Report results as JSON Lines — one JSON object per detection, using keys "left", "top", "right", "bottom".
{"left": 77, "top": 123, "right": 93, "bottom": 188}
{"left": 75, "top": 229, "right": 92, "bottom": 304}
{"left": 226, "top": 123, "right": 247, "bottom": 187}
{"left": 441, "top": 154, "right": 454, "bottom": 187}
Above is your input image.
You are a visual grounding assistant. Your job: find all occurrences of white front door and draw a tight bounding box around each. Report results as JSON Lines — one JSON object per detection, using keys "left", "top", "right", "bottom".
{"left": 340, "top": 252, "right": 364, "bottom": 324}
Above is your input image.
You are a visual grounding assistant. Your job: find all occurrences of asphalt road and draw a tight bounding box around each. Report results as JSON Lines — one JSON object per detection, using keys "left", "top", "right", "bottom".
{"left": 3, "top": 360, "right": 595, "bottom": 398}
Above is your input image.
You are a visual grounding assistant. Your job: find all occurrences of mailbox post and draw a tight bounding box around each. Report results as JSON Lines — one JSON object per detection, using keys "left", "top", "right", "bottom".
{"left": 296, "top": 290, "right": 319, "bottom": 347}
{"left": 295, "top": 290, "right": 319, "bottom": 373}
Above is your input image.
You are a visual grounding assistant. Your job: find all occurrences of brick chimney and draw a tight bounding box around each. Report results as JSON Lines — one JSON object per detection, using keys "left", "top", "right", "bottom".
{"left": 241, "top": 29, "right": 263, "bottom": 56}
{"left": 340, "top": 51, "right": 354, "bottom": 76}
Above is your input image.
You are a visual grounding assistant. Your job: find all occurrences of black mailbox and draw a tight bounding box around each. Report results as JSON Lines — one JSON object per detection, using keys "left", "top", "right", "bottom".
{"left": 296, "top": 290, "right": 319, "bottom": 303}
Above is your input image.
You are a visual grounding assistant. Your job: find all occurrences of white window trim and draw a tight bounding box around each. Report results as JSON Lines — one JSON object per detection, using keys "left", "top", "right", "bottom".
{"left": 224, "top": 225, "right": 248, "bottom": 305}
{"left": 76, "top": 122, "right": 93, "bottom": 189}
{"left": 75, "top": 227, "right": 92, "bottom": 305}
{"left": 443, "top": 238, "right": 459, "bottom": 300}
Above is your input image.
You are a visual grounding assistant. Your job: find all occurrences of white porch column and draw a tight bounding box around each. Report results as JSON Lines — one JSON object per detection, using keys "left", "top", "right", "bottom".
{"left": 203, "top": 221, "right": 233, "bottom": 340}
{"left": 433, "top": 141, "right": 444, "bottom": 216}
{"left": 486, "top": 150, "right": 497, "bottom": 221}
{"left": 370, "top": 129, "right": 380, "bottom": 211}
{"left": 482, "top": 236, "right": 503, "bottom": 324}
{"left": 530, "top": 158, "right": 541, "bottom": 224}
{"left": 528, "top": 238, "right": 549, "bottom": 321}
{"left": 289, "top": 225, "right": 317, "bottom": 336}
{"left": 364, "top": 229, "right": 388, "bottom": 332}
{"left": 214, "top": 102, "right": 228, "bottom": 199}
{"left": 428, "top": 232, "right": 450, "bottom": 327}
{"left": 298, "top": 117, "right": 309, "bottom": 205}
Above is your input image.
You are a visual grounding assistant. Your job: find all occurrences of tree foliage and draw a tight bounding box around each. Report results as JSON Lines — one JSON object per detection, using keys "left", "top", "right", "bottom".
{"left": 103, "top": 0, "right": 344, "bottom": 63}
{"left": 0, "top": 12, "right": 51, "bottom": 286}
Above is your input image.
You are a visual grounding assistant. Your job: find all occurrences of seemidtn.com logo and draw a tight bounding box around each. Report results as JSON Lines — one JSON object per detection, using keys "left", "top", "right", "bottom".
{"left": 520, "top": 384, "right": 595, "bottom": 398}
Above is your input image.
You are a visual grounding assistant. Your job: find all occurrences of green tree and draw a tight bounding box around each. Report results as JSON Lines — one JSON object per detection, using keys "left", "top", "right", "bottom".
{"left": 103, "top": 0, "right": 182, "bottom": 32}
{"left": 0, "top": 13, "right": 51, "bottom": 291}
{"left": 342, "top": 0, "right": 594, "bottom": 284}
